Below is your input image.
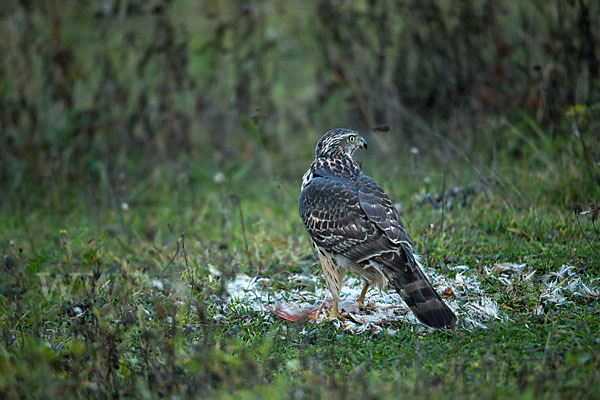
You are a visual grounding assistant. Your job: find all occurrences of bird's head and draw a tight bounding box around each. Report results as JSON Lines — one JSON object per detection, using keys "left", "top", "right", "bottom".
{"left": 314, "top": 128, "right": 367, "bottom": 159}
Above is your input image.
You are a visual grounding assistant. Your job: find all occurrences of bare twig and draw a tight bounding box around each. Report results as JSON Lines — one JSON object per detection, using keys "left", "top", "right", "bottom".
{"left": 162, "top": 237, "right": 181, "bottom": 272}
{"left": 438, "top": 172, "right": 446, "bottom": 237}
{"left": 575, "top": 213, "right": 600, "bottom": 259}
{"left": 235, "top": 197, "right": 253, "bottom": 274}
{"left": 592, "top": 219, "right": 600, "bottom": 243}
{"left": 161, "top": 233, "right": 196, "bottom": 292}
{"left": 180, "top": 232, "right": 193, "bottom": 285}
{"left": 591, "top": 202, "right": 600, "bottom": 242}
{"left": 98, "top": 162, "right": 131, "bottom": 243}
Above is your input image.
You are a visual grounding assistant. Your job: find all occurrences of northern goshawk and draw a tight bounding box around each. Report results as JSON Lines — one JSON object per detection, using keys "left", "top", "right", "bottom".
{"left": 299, "top": 128, "right": 456, "bottom": 329}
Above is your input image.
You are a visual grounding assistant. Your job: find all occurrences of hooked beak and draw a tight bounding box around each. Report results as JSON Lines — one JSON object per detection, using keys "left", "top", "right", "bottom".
{"left": 358, "top": 136, "right": 368, "bottom": 150}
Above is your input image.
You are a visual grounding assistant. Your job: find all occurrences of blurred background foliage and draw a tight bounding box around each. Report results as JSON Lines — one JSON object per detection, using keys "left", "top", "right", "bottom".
{"left": 1, "top": 0, "right": 599, "bottom": 204}
{"left": 1, "top": 2, "right": 600, "bottom": 398}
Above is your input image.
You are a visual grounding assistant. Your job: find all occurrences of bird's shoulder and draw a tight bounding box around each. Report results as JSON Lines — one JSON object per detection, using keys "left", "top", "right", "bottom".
{"left": 311, "top": 156, "right": 362, "bottom": 180}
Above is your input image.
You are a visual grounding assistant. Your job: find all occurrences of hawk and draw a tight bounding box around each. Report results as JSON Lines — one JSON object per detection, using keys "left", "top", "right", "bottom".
{"left": 299, "top": 128, "right": 457, "bottom": 329}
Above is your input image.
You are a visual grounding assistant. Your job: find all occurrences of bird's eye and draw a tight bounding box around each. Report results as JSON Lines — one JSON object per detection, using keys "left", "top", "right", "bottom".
{"left": 349, "top": 136, "right": 355, "bottom": 143}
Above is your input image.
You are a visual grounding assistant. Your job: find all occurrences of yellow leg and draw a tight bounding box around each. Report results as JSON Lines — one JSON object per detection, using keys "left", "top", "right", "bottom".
{"left": 327, "top": 298, "right": 342, "bottom": 319}
{"left": 357, "top": 283, "right": 369, "bottom": 309}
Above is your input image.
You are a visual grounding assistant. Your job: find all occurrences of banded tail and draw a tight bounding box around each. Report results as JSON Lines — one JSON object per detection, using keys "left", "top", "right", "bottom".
{"left": 376, "top": 252, "right": 457, "bottom": 329}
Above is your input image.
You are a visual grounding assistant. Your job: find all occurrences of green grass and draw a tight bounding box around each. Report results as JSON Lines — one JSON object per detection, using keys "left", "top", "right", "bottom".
{"left": 1, "top": 150, "right": 599, "bottom": 399}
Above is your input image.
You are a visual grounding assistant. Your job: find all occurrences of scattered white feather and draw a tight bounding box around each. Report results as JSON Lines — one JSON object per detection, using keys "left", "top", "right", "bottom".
{"left": 213, "top": 262, "right": 597, "bottom": 334}
{"left": 151, "top": 280, "right": 164, "bottom": 290}
{"left": 539, "top": 264, "right": 598, "bottom": 304}
{"left": 493, "top": 262, "right": 527, "bottom": 275}
{"left": 466, "top": 297, "right": 499, "bottom": 320}
{"left": 208, "top": 265, "right": 221, "bottom": 277}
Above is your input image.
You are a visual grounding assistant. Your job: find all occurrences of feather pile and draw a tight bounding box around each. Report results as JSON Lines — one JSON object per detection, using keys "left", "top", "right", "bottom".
{"left": 217, "top": 262, "right": 598, "bottom": 334}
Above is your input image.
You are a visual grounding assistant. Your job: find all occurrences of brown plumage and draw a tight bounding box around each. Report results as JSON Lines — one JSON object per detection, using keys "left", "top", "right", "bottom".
{"left": 299, "top": 128, "right": 456, "bottom": 329}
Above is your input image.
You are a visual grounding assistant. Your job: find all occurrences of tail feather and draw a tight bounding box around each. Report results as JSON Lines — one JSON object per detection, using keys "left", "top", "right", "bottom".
{"left": 376, "top": 252, "right": 457, "bottom": 329}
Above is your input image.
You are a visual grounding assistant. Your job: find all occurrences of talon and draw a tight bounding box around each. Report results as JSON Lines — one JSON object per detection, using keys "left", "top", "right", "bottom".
{"left": 326, "top": 308, "right": 342, "bottom": 320}
{"left": 325, "top": 298, "right": 342, "bottom": 320}
{"left": 357, "top": 299, "right": 366, "bottom": 310}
